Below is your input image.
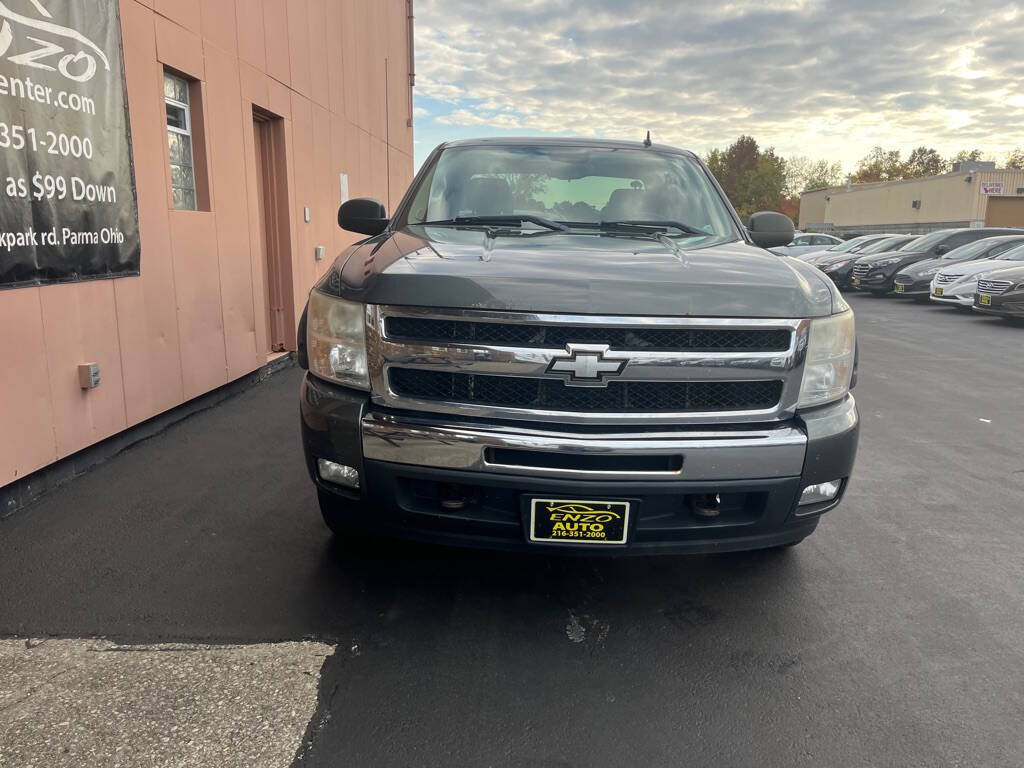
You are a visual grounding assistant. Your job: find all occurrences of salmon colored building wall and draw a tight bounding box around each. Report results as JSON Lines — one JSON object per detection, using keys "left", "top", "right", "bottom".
{"left": 0, "top": 0, "right": 414, "bottom": 488}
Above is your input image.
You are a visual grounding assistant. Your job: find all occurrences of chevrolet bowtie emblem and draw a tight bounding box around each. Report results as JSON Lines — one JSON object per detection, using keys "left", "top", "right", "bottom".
{"left": 546, "top": 343, "right": 629, "bottom": 387}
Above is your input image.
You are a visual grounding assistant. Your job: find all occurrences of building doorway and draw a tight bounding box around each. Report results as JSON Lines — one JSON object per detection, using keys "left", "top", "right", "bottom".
{"left": 252, "top": 109, "right": 293, "bottom": 353}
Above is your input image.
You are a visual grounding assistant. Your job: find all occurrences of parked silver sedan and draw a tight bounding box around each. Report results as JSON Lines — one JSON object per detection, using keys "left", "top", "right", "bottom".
{"left": 769, "top": 232, "right": 843, "bottom": 258}
{"left": 930, "top": 243, "right": 1024, "bottom": 307}
{"left": 800, "top": 233, "right": 904, "bottom": 264}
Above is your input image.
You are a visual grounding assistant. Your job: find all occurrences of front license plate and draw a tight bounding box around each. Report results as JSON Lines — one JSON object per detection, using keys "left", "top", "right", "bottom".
{"left": 895, "top": 283, "right": 905, "bottom": 293}
{"left": 529, "top": 499, "right": 629, "bottom": 545}
{"left": 980, "top": 294, "right": 992, "bottom": 306}
{"left": 853, "top": 276, "right": 861, "bottom": 286}
{"left": 935, "top": 287, "right": 943, "bottom": 297}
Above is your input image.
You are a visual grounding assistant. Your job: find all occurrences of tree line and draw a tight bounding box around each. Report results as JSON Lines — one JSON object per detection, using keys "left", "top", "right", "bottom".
{"left": 705, "top": 136, "right": 1024, "bottom": 223}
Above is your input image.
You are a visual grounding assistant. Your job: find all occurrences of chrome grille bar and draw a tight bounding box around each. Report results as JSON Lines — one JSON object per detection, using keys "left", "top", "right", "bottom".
{"left": 367, "top": 306, "right": 809, "bottom": 425}
{"left": 977, "top": 279, "right": 1012, "bottom": 295}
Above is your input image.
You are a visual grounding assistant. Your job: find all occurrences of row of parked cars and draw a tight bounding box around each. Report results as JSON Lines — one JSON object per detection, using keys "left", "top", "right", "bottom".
{"left": 772, "top": 229, "right": 1024, "bottom": 318}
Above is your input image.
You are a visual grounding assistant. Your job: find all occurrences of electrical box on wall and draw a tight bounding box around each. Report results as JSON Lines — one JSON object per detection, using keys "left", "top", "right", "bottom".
{"left": 78, "top": 363, "right": 101, "bottom": 390}
{"left": 315, "top": 245, "right": 325, "bottom": 261}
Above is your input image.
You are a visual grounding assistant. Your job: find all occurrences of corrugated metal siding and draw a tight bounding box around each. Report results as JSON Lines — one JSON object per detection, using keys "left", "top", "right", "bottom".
{"left": 800, "top": 170, "right": 1024, "bottom": 234}
{"left": 977, "top": 171, "right": 1024, "bottom": 221}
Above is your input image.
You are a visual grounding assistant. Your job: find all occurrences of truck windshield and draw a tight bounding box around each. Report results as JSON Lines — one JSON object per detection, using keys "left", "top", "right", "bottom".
{"left": 402, "top": 145, "right": 739, "bottom": 245}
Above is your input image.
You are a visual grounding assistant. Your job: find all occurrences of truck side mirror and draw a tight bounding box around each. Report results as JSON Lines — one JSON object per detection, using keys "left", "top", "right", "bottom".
{"left": 747, "top": 211, "right": 795, "bottom": 249}
{"left": 338, "top": 198, "right": 388, "bottom": 236}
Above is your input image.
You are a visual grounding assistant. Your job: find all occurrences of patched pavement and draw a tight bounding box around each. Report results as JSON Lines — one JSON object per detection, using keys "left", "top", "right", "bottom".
{"left": 0, "top": 640, "right": 330, "bottom": 768}
{"left": 2, "top": 293, "right": 1024, "bottom": 766}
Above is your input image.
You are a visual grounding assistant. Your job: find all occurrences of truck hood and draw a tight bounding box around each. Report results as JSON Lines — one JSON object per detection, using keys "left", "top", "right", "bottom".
{"left": 331, "top": 226, "right": 838, "bottom": 318}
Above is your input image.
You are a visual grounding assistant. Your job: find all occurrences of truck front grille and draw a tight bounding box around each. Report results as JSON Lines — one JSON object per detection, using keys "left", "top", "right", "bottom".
{"left": 389, "top": 369, "right": 784, "bottom": 413}
{"left": 369, "top": 307, "right": 806, "bottom": 424}
{"left": 385, "top": 316, "right": 791, "bottom": 352}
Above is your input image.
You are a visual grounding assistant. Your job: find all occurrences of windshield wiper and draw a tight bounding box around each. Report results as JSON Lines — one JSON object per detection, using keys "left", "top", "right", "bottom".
{"left": 418, "top": 215, "right": 569, "bottom": 232}
{"left": 565, "top": 220, "right": 707, "bottom": 236}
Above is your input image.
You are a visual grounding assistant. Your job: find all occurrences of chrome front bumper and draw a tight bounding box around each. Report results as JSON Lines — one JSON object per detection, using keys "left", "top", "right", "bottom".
{"left": 362, "top": 396, "right": 858, "bottom": 484}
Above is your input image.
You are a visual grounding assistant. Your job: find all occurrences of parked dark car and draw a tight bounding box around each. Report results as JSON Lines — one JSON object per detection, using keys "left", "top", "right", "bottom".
{"left": 852, "top": 228, "right": 1024, "bottom": 295}
{"left": 817, "top": 235, "right": 917, "bottom": 288}
{"left": 972, "top": 265, "right": 1024, "bottom": 318}
{"left": 893, "top": 235, "right": 1024, "bottom": 297}
{"left": 298, "top": 137, "right": 859, "bottom": 555}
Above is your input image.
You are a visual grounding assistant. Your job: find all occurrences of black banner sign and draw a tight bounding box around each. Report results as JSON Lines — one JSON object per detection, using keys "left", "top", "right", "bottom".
{"left": 0, "top": 0, "right": 140, "bottom": 288}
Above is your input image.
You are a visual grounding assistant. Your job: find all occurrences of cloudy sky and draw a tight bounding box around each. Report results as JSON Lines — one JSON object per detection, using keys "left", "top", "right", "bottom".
{"left": 411, "top": 0, "right": 1024, "bottom": 171}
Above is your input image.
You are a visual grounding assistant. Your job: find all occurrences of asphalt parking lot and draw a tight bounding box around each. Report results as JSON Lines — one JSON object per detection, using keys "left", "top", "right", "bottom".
{"left": 2, "top": 292, "right": 1023, "bottom": 767}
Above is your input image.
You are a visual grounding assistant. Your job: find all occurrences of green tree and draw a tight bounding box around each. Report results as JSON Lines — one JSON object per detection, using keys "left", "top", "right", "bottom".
{"left": 1005, "top": 148, "right": 1024, "bottom": 170}
{"left": 903, "top": 147, "right": 947, "bottom": 178}
{"left": 785, "top": 155, "right": 843, "bottom": 196}
{"left": 851, "top": 147, "right": 905, "bottom": 183}
{"left": 705, "top": 136, "right": 788, "bottom": 222}
{"left": 950, "top": 149, "right": 986, "bottom": 166}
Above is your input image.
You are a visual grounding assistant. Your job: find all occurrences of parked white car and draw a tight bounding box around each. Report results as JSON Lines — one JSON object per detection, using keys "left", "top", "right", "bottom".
{"left": 930, "top": 243, "right": 1024, "bottom": 306}
{"left": 769, "top": 232, "right": 842, "bottom": 257}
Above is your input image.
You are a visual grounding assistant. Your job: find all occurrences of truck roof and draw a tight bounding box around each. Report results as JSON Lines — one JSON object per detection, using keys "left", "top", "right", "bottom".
{"left": 438, "top": 136, "right": 697, "bottom": 158}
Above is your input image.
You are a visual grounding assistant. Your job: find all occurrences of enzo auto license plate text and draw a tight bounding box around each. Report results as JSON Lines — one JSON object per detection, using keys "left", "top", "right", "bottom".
{"left": 530, "top": 499, "right": 629, "bottom": 545}
{"left": 935, "top": 287, "right": 943, "bottom": 296}
{"left": 981, "top": 294, "right": 991, "bottom": 305}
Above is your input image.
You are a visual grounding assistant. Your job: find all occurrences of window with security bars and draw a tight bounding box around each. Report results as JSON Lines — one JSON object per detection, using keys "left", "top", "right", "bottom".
{"left": 164, "top": 71, "right": 197, "bottom": 210}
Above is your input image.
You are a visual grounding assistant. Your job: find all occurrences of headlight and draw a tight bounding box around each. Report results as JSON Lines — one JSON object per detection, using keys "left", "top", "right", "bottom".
{"left": 798, "top": 310, "right": 855, "bottom": 408}
{"left": 307, "top": 290, "right": 370, "bottom": 389}
{"left": 920, "top": 267, "right": 941, "bottom": 277}
{"left": 822, "top": 259, "right": 850, "bottom": 271}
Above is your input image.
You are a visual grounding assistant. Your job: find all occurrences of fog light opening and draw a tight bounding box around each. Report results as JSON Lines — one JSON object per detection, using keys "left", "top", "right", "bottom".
{"left": 317, "top": 459, "right": 360, "bottom": 489}
{"left": 799, "top": 479, "right": 842, "bottom": 506}
{"left": 439, "top": 483, "right": 469, "bottom": 510}
{"left": 693, "top": 492, "right": 721, "bottom": 518}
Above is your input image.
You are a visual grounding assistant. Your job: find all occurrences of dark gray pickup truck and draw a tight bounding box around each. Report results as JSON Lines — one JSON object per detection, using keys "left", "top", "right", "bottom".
{"left": 297, "top": 138, "right": 858, "bottom": 554}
